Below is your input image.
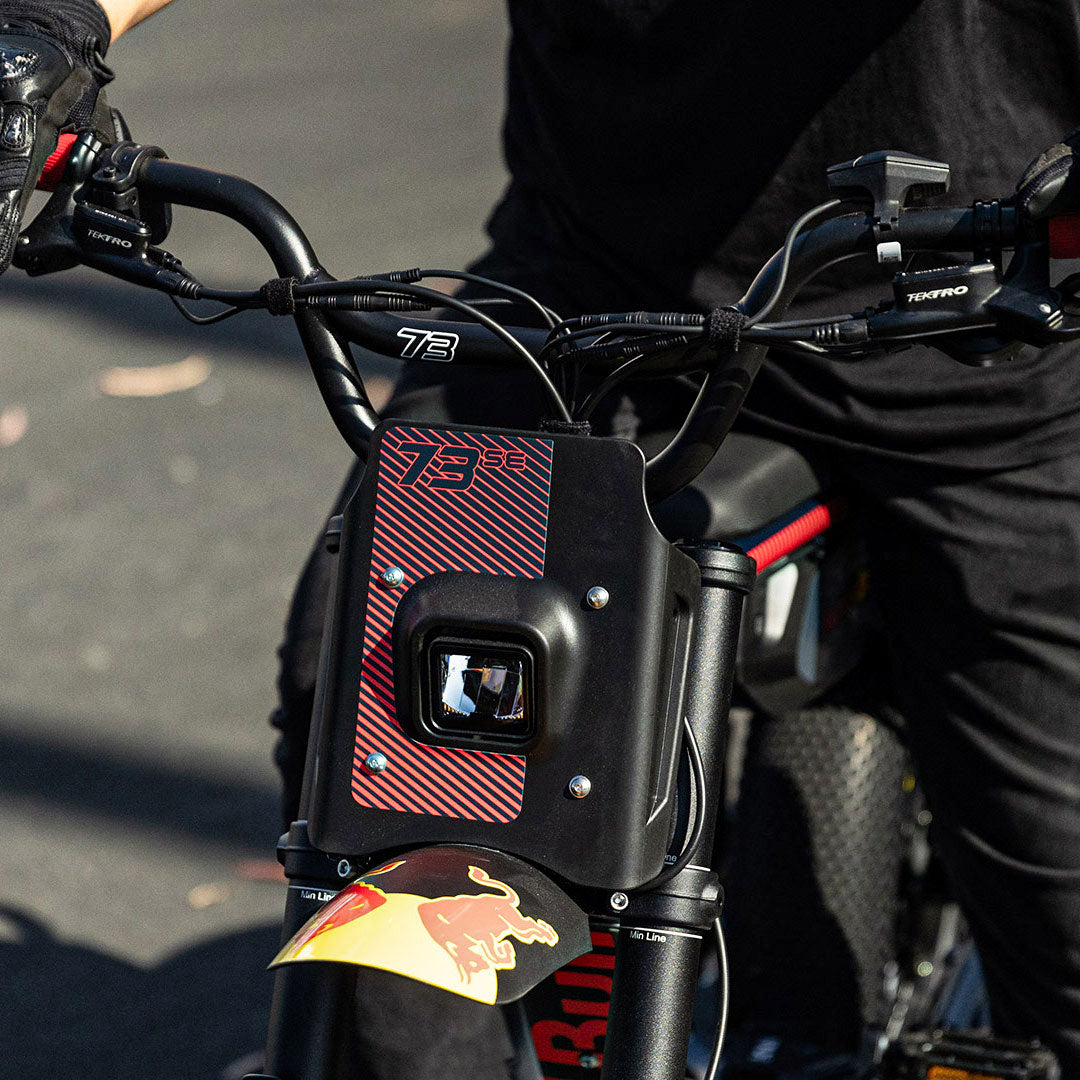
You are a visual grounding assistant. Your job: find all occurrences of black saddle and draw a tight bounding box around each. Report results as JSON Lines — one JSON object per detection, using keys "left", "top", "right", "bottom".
{"left": 652, "top": 433, "right": 824, "bottom": 543}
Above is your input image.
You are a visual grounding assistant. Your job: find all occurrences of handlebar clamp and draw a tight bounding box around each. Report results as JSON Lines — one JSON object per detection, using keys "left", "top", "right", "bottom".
{"left": 827, "top": 149, "right": 951, "bottom": 264}
{"left": 87, "top": 140, "right": 172, "bottom": 245}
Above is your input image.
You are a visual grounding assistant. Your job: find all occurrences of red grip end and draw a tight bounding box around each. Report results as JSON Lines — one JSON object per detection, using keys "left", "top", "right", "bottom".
{"left": 35, "top": 132, "right": 78, "bottom": 192}
{"left": 1049, "top": 212, "right": 1080, "bottom": 260}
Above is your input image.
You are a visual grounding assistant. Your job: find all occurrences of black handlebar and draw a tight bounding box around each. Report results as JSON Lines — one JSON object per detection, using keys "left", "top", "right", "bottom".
{"left": 27, "top": 143, "right": 1026, "bottom": 497}
{"left": 643, "top": 205, "right": 1019, "bottom": 501}
{"left": 138, "top": 158, "right": 382, "bottom": 459}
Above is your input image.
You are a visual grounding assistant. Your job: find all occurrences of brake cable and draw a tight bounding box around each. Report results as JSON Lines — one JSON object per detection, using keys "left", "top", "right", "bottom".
{"left": 745, "top": 198, "right": 842, "bottom": 326}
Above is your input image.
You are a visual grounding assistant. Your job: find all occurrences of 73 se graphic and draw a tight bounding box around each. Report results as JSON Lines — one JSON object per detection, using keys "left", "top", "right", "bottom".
{"left": 395, "top": 441, "right": 528, "bottom": 491}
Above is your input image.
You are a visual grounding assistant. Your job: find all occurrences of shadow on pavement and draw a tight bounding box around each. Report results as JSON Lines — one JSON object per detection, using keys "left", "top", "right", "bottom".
{"left": 0, "top": 905, "right": 278, "bottom": 1079}
{"left": 0, "top": 719, "right": 281, "bottom": 850}
{"left": 0, "top": 272, "right": 304, "bottom": 363}
{"left": 1, "top": 272, "right": 399, "bottom": 379}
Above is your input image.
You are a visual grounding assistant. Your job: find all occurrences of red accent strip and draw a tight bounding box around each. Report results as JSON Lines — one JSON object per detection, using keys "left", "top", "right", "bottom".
{"left": 747, "top": 501, "right": 838, "bottom": 574}
{"left": 569, "top": 951, "right": 616, "bottom": 969}
{"left": 1050, "top": 212, "right": 1080, "bottom": 260}
{"left": 35, "top": 133, "right": 77, "bottom": 192}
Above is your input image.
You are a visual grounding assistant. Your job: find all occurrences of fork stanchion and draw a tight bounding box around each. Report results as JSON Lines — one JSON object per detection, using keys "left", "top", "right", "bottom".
{"left": 601, "top": 543, "right": 753, "bottom": 1080}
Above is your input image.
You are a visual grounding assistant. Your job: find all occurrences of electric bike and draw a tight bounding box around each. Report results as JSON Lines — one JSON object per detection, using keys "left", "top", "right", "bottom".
{"left": 16, "top": 133, "right": 1071, "bottom": 1080}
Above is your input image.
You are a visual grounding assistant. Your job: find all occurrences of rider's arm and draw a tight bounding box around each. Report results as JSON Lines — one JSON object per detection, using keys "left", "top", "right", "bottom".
{"left": 0, "top": 0, "right": 177, "bottom": 272}
{"left": 96, "top": 0, "right": 176, "bottom": 41}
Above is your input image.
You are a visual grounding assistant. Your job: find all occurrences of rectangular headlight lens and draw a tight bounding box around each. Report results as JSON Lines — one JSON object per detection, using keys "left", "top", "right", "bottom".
{"left": 433, "top": 648, "right": 532, "bottom": 740}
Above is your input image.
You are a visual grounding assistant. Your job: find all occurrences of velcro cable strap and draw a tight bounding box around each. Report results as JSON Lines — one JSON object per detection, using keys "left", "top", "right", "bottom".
{"left": 540, "top": 418, "right": 591, "bottom": 436}
{"left": 706, "top": 306, "right": 749, "bottom": 352}
{"left": 262, "top": 276, "right": 298, "bottom": 316}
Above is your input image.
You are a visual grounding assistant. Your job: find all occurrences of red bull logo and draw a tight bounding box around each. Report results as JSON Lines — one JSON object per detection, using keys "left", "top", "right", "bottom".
{"left": 418, "top": 865, "right": 559, "bottom": 982}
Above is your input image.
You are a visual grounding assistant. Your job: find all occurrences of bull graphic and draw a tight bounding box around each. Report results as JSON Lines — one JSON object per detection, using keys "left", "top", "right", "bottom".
{"left": 418, "top": 866, "right": 559, "bottom": 983}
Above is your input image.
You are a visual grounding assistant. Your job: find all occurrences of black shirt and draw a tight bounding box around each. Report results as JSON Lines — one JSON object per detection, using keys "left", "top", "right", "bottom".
{"left": 485, "top": 0, "right": 1080, "bottom": 469}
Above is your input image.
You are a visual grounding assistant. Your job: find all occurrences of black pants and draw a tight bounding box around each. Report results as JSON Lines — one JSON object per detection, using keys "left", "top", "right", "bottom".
{"left": 270, "top": 302, "right": 1080, "bottom": 1075}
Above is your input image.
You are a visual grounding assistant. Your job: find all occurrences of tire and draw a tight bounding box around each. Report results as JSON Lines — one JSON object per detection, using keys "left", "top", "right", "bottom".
{"left": 722, "top": 704, "right": 908, "bottom": 1060}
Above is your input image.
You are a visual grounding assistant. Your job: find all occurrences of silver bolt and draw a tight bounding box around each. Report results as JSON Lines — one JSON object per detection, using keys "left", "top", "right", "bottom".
{"left": 337, "top": 859, "right": 352, "bottom": 878}
{"left": 18, "top": 235, "right": 29, "bottom": 246}
{"left": 586, "top": 586, "right": 609, "bottom": 610}
{"left": 917, "top": 809, "right": 933, "bottom": 827}
{"left": 610, "top": 891, "right": 629, "bottom": 912}
{"left": 579, "top": 1054, "right": 601, "bottom": 1070}
{"left": 364, "top": 751, "right": 388, "bottom": 774}
{"left": 568, "top": 775, "right": 592, "bottom": 799}
{"left": 917, "top": 960, "right": 934, "bottom": 978}
{"left": 1039, "top": 302, "right": 1054, "bottom": 315}
{"left": 380, "top": 566, "right": 405, "bottom": 588}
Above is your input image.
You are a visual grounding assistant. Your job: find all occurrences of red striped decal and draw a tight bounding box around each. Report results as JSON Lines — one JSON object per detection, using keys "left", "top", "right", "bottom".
{"left": 351, "top": 426, "right": 554, "bottom": 822}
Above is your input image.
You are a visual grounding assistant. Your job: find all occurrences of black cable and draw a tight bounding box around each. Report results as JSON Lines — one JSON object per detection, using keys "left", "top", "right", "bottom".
{"left": 572, "top": 333, "right": 703, "bottom": 419}
{"left": 168, "top": 293, "right": 247, "bottom": 325}
{"left": 741, "top": 327, "right": 831, "bottom": 355}
{"left": 294, "top": 277, "right": 571, "bottom": 421}
{"left": 575, "top": 354, "right": 645, "bottom": 420}
{"left": 416, "top": 269, "right": 561, "bottom": 328}
{"left": 175, "top": 269, "right": 570, "bottom": 415}
{"left": 746, "top": 198, "right": 842, "bottom": 327}
{"left": 549, "top": 311, "right": 706, "bottom": 338}
{"left": 191, "top": 285, "right": 265, "bottom": 306}
{"left": 770, "top": 340, "right": 831, "bottom": 356}
{"left": 563, "top": 329, "right": 613, "bottom": 406}
{"left": 540, "top": 322, "right": 705, "bottom": 364}
{"left": 753, "top": 312, "right": 858, "bottom": 331}
{"left": 704, "top": 917, "right": 729, "bottom": 1080}
{"left": 635, "top": 717, "right": 706, "bottom": 893}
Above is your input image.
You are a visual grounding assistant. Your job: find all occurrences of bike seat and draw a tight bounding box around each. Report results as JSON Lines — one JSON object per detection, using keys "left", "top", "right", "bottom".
{"left": 652, "top": 432, "right": 825, "bottom": 542}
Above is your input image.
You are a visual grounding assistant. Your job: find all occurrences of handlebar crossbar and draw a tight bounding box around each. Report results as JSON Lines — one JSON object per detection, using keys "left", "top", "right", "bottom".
{"left": 28, "top": 137, "right": 1024, "bottom": 488}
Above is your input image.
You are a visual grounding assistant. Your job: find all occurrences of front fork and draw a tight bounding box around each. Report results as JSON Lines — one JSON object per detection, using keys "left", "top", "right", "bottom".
{"left": 600, "top": 542, "right": 753, "bottom": 1080}
{"left": 255, "top": 541, "right": 754, "bottom": 1080}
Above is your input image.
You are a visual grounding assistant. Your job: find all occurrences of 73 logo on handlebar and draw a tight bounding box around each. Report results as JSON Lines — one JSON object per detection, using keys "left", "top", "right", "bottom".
{"left": 397, "top": 440, "right": 528, "bottom": 491}
{"left": 396, "top": 326, "right": 460, "bottom": 362}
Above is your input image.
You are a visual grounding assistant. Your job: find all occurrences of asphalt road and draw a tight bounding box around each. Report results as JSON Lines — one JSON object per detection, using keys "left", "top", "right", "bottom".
{"left": 0, "top": 2, "right": 508, "bottom": 1076}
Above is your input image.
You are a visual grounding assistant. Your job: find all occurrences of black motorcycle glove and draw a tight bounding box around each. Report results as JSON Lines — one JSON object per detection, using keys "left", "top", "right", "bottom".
{"left": 1015, "top": 127, "right": 1080, "bottom": 220}
{"left": 0, "top": 0, "right": 113, "bottom": 273}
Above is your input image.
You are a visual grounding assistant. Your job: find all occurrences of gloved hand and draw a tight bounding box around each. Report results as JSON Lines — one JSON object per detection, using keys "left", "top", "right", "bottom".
{"left": 0, "top": 0, "right": 113, "bottom": 273}
{"left": 1015, "top": 128, "right": 1080, "bottom": 221}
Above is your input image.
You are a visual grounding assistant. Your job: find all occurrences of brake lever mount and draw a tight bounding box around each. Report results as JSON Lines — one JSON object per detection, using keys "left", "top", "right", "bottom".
{"left": 16, "top": 136, "right": 175, "bottom": 278}
{"left": 86, "top": 140, "right": 172, "bottom": 244}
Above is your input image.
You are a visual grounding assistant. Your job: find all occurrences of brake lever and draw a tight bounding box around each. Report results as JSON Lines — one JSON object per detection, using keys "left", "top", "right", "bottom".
{"left": 68, "top": 201, "right": 195, "bottom": 294}
{"left": 863, "top": 246, "right": 1080, "bottom": 361}
{"left": 983, "top": 238, "right": 1080, "bottom": 346}
{"left": 14, "top": 129, "right": 104, "bottom": 276}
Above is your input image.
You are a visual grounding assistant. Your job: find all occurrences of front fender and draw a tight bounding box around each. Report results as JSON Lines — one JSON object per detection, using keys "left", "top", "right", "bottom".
{"left": 270, "top": 845, "right": 590, "bottom": 1005}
